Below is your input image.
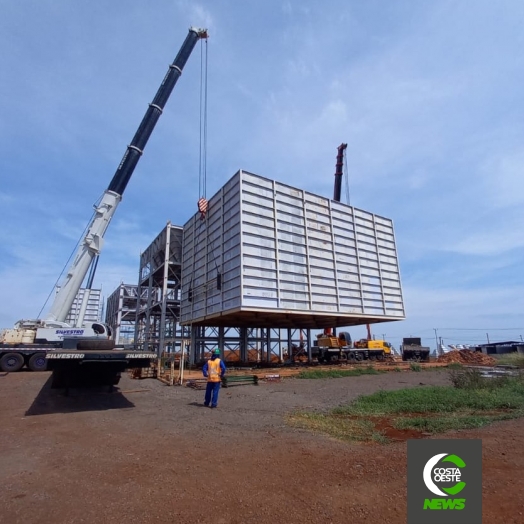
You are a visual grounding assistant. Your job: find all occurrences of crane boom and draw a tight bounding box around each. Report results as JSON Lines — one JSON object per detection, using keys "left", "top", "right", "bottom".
{"left": 46, "top": 27, "right": 208, "bottom": 323}
{"left": 333, "top": 142, "right": 347, "bottom": 202}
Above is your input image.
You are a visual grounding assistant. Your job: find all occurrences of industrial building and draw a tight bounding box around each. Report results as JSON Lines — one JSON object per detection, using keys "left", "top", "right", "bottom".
{"left": 105, "top": 170, "right": 405, "bottom": 364}
{"left": 476, "top": 341, "right": 524, "bottom": 355}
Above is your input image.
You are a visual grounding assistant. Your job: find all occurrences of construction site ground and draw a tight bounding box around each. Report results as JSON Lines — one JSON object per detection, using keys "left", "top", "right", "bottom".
{"left": 1, "top": 367, "right": 522, "bottom": 524}
{"left": 157, "top": 360, "right": 451, "bottom": 384}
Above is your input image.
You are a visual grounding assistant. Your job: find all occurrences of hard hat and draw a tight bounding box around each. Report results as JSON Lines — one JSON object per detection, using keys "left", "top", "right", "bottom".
{"left": 213, "top": 348, "right": 220, "bottom": 355}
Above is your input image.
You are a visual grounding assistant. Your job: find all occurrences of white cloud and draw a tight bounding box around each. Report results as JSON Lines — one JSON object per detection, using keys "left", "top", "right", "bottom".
{"left": 447, "top": 220, "right": 524, "bottom": 256}
{"left": 176, "top": 0, "right": 214, "bottom": 31}
{"left": 480, "top": 148, "right": 524, "bottom": 209}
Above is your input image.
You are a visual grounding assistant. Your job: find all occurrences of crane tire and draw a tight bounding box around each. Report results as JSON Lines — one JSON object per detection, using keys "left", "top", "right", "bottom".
{"left": 28, "top": 353, "right": 48, "bottom": 372}
{"left": 0, "top": 352, "right": 25, "bottom": 372}
{"left": 76, "top": 339, "right": 115, "bottom": 351}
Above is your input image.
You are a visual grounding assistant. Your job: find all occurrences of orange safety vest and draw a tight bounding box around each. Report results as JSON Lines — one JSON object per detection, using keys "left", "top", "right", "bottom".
{"left": 207, "top": 358, "right": 222, "bottom": 383}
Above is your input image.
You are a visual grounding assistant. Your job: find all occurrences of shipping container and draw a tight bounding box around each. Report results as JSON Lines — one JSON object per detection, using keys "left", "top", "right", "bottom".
{"left": 180, "top": 170, "right": 405, "bottom": 328}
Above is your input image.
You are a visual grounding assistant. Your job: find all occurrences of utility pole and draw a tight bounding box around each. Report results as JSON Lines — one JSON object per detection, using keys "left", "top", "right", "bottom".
{"left": 433, "top": 328, "right": 438, "bottom": 354}
{"left": 486, "top": 333, "right": 490, "bottom": 344}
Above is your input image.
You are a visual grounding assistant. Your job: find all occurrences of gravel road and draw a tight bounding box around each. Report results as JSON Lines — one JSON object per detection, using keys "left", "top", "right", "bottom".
{"left": 0, "top": 368, "right": 522, "bottom": 524}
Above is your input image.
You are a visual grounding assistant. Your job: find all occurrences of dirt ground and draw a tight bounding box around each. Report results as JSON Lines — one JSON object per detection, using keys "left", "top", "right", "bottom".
{"left": 0, "top": 369, "right": 523, "bottom": 524}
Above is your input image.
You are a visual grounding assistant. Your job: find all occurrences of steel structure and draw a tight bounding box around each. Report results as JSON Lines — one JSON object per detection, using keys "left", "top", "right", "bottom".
{"left": 116, "top": 171, "right": 405, "bottom": 363}
{"left": 105, "top": 284, "right": 142, "bottom": 345}
{"left": 181, "top": 170, "right": 405, "bottom": 329}
{"left": 123, "top": 222, "right": 315, "bottom": 363}
{"left": 134, "top": 222, "right": 189, "bottom": 354}
{"left": 114, "top": 170, "right": 405, "bottom": 364}
{"left": 189, "top": 326, "right": 313, "bottom": 365}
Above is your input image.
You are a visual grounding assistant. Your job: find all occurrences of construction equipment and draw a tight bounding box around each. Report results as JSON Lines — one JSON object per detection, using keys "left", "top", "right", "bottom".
{"left": 353, "top": 338, "right": 393, "bottom": 360}
{"left": 308, "top": 145, "right": 395, "bottom": 364}
{"left": 333, "top": 142, "right": 348, "bottom": 201}
{"left": 312, "top": 331, "right": 392, "bottom": 363}
{"left": 0, "top": 27, "right": 208, "bottom": 383}
{"left": 401, "top": 337, "right": 430, "bottom": 362}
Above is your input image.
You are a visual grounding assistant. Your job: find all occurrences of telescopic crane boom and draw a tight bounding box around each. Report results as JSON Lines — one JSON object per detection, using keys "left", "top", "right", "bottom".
{"left": 322, "top": 143, "right": 348, "bottom": 338}
{"left": 46, "top": 27, "right": 208, "bottom": 323}
{"left": 333, "top": 142, "right": 347, "bottom": 202}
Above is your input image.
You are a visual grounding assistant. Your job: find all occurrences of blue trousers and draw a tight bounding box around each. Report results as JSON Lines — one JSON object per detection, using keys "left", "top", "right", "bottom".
{"left": 204, "top": 381, "right": 221, "bottom": 407}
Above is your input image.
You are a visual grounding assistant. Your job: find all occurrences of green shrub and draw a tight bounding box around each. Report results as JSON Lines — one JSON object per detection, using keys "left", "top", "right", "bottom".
{"left": 449, "top": 368, "right": 515, "bottom": 390}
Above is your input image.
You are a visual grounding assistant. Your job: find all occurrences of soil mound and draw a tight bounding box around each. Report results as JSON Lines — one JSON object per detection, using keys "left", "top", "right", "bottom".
{"left": 437, "top": 349, "right": 496, "bottom": 365}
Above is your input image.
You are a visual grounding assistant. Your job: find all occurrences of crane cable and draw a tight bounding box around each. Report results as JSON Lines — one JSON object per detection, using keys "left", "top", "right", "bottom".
{"left": 343, "top": 147, "right": 351, "bottom": 207}
{"left": 197, "top": 37, "right": 209, "bottom": 219}
{"left": 36, "top": 207, "right": 97, "bottom": 319}
{"left": 197, "top": 37, "right": 221, "bottom": 290}
{"left": 190, "top": 36, "right": 221, "bottom": 304}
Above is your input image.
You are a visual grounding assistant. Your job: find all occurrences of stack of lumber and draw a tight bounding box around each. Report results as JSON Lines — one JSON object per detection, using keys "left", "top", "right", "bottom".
{"left": 202, "top": 349, "right": 280, "bottom": 363}
{"left": 437, "top": 350, "right": 496, "bottom": 366}
{"left": 129, "top": 364, "right": 157, "bottom": 379}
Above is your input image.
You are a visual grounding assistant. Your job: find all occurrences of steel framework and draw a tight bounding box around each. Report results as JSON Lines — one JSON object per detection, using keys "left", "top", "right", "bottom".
{"left": 189, "top": 326, "right": 313, "bottom": 365}
{"left": 133, "top": 222, "right": 189, "bottom": 354}
{"left": 105, "top": 284, "right": 142, "bottom": 344}
{"left": 102, "top": 222, "right": 315, "bottom": 363}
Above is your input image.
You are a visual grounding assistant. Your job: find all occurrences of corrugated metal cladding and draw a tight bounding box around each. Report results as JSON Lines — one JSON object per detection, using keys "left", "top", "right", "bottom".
{"left": 180, "top": 170, "right": 405, "bottom": 329}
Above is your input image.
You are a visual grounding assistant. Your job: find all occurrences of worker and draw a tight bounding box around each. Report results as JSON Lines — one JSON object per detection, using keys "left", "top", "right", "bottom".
{"left": 202, "top": 348, "right": 226, "bottom": 408}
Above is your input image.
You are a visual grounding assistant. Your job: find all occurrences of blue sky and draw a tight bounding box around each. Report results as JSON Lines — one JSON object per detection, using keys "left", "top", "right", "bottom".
{"left": 1, "top": 0, "right": 523, "bottom": 350}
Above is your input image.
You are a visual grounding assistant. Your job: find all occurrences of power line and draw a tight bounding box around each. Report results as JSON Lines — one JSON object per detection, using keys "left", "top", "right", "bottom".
{"left": 436, "top": 328, "right": 524, "bottom": 331}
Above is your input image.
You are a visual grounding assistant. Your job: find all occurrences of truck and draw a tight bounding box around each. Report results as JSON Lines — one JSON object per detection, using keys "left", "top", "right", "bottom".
{"left": 401, "top": 337, "right": 430, "bottom": 362}
{"left": 0, "top": 319, "right": 115, "bottom": 373}
{"left": 0, "top": 27, "right": 208, "bottom": 387}
{"left": 312, "top": 331, "right": 393, "bottom": 363}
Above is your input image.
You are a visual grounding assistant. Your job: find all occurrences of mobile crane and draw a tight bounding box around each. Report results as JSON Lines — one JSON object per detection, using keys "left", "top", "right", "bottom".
{"left": 310, "top": 144, "right": 394, "bottom": 363}
{"left": 313, "top": 330, "right": 393, "bottom": 362}
{"left": 0, "top": 27, "right": 208, "bottom": 385}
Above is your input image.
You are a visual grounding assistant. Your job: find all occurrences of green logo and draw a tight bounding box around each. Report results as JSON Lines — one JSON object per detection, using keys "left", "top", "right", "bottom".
{"left": 423, "top": 453, "right": 466, "bottom": 511}
{"left": 423, "top": 453, "right": 466, "bottom": 496}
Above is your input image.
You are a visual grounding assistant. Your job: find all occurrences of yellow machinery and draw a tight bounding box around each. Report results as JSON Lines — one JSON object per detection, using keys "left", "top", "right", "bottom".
{"left": 313, "top": 332, "right": 392, "bottom": 362}
{"left": 353, "top": 338, "right": 392, "bottom": 360}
